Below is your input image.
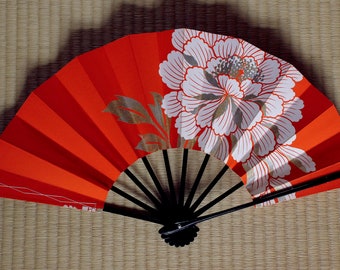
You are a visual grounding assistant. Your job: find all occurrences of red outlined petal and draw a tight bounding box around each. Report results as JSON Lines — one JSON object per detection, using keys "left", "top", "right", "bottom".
{"left": 280, "top": 60, "right": 303, "bottom": 82}
{"left": 262, "top": 76, "right": 295, "bottom": 101}
{"left": 278, "top": 145, "right": 316, "bottom": 173}
{"left": 195, "top": 100, "right": 223, "bottom": 128}
{"left": 231, "top": 129, "right": 252, "bottom": 162}
{"left": 172, "top": 28, "right": 200, "bottom": 51}
{"left": 199, "top": 31, "right": 225, "bottom": 47}
{"left": 233, "top": 99, "right": 262, "bottom": 129}
{"left": 198, "top": 128, "right": 229, "bottom": 163}
{"left": 206, "top": 57, "right": 223, "bottom": 74}
{"left": 264, "top": 151, "right": 291, "bottom": 178}
{"left": 244, "top": 154, "right": 270, "bottom": 194}
{"left": 182, "top": 67, "right": 224, "bottom": 97}
{"left": 175, "top": 111, "right": 200, "bottom": 140}
{"left": 259, "top": 58, "right": 281, "bottom": 84}
{"left": 256, "top": 93, "right": 283, "bottom": 117}
{"left": 212, "top": 135, "right": 230, "bottom": 163}
{"left": 219, "top": 76, "right": 243, "bottom": 98}
{"left": 184, "top": 37, "right": 214, "bottom": 67}
{"left": 211, "top": 99, "right": 236, "bottom": 135}
{"left": 251, "top": 123, "right": 276, "bottom": 157}
{"left": 198, "top": 128, "right": 218, "bottom": 153}
{"left": 162, "top": 91, "right": 183, "bottom": 117}
{"left": 262, "top": 116, "right": 296, "bottom": 145}
{"left": 242, "top": 42, "right": 265, "bottom": 64}
{"left": 159, "top": 51, "right": 189, "bottom": 90}
{"left": 282, "top": 97, "right": 304, "bottom": 122}
{"left": 213, "top": 38, "right": 242, "bottom": 59}
{"left": 241, "top": 79, "right": 262, "bottom": 97}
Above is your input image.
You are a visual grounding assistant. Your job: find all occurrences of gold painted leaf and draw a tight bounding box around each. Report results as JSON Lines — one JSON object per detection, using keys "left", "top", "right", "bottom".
{"left": 104, "top": 96, "right": 153, "bottom": 124}
{"left": 183, "top": 54, "right": 198, "bottom": 66}
{"left": 212, "top": 99, "right": 228, "bottom": 122}
{"left": 194, "top": 93, "right": 220, "bottom": 100}
{"left": 290, "top": 158, "right": 307, "bottom": 172}
{"left": 204, "top": 70, "right": 219, "bottom": 88}
{"left": 232, "top": 101, "right": 243, "bottom": 128}
{"left": 136, "top": 133, "right": 166, "bottom": 153}
{"left": 149, "top": 92, "right": 166, "bottom": 129}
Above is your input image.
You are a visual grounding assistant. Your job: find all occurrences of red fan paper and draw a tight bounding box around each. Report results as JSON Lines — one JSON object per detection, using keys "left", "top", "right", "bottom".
{"left": 0, "top": 29, "right": 339, "bottom": 229}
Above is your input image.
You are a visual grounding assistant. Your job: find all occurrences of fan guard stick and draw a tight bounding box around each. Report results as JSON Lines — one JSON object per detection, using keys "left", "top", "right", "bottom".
{"left": 161, "top": 170, "right": 340, "bottom": 236}
{"left": 104, "top": 150, "right": 338, "bottom": 246}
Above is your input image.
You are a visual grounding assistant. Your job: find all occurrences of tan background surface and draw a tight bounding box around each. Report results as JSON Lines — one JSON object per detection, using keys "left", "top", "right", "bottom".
{"left": 0, "top": 0, "right": 339, "bottom": 269}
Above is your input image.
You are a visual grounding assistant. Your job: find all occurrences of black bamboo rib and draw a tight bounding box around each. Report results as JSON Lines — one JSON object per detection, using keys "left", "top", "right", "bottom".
{"left": 124, "top": 168, "right": 162, "bottom": 209}
{"left": 161, "top": 170, "right": 340, "bottom": 236}
{"left": 193, "top": 181, "right": 244, "bottom": 217}
{"left": 103, "top": 203, "right": 162, "bottom": 224}
{"left": 178, "top": 148, "right": 189, "bottom": 207}
{"left": 142, "top": 156, "right": 169, "bottom": 205}
{"left": 110, "top": 185, "right": 158, "bottom": 214}
{"left": 162, "top": 150, "right": 177, "bottom": 205}
{"left": 184, "top": 154, "right": 210, "bottom": 209}
{"left": 189, "top": 165, "right": 229, "bottom": 212}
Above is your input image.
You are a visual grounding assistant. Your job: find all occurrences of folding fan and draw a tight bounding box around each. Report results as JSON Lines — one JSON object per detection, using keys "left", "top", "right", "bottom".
{"left": 0, "top": 29, "right": 339, "bottom": 247}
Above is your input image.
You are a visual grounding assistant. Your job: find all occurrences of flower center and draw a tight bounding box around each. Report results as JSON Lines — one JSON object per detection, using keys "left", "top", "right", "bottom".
{"left": 212, "top": 56, "right": 264, "bottom": 82}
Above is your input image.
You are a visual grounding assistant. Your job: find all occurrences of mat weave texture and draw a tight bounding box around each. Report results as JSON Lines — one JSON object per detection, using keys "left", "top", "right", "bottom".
{"left": 0, "top": 1, "right": 339, "bottom": 269}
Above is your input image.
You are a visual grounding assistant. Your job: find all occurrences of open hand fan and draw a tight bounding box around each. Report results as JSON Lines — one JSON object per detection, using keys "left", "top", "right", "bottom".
{"left": 0, "top": 29, "right": 339, "bottom": 247}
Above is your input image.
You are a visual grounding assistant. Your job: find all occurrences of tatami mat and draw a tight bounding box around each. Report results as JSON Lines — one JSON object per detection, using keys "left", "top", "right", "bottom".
{"left": 0, "top": 1, "right": 339, "bottom": 269}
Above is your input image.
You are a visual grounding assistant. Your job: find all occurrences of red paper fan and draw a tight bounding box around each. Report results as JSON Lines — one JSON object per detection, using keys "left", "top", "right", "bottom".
{"left": 0, "top": 29, "right": 339, "bottom": 246}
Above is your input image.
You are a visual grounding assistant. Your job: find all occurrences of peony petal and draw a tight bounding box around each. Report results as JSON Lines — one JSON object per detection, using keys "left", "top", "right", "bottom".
{"left": 259, "top": 58, "right": 281, "bottom": 84}
{"left": 232, "top": 99, "right": 262, "bottom": 130}
{"left": 194, "top": 99, "right": 223, "bottom": 128}
{"left": 172, "top": 28, "right": 200, "bottom": 51}
{"left": 182, "top": 95, "right": 208, "bottom": 113}
{"left": 182, "top": 67, "right": 224, "bottom": 97}
{"left": 262, "top": 76, "right": 296, "bottom": 101}
{"left": 262, "top": 117, "right": 296, "bottom": 145}
{"left": 211, "top": 99, "right": 236, "bottom": 135}
{"left": 280, "top": 60, "right": 303, "bottom": 82}
{"left": 251, "top": 123, "right": 275, "bottom": 157}
{"left": 184, "top": 37, "right": 214, "bottom": 67}
{"left": 159, "top": 51, "right": 188, "bottom": 90}
{"left": 241, "top": 80, "right": 262, "bottom": 97}
{"left": 244, "top": 155, "right": 270, "bottom": 195}
{"left": 219, "top": 76, "right": 243, "bottom": 98}
{"left": 175, "top": 111, "right": 200, "bottom": 140}
{"left": 212, "top": 135, "right": 230, "bottom": 163}
{"left": 255, "top": 93, "right": 283, "bottom": 117}
{"left": 213, "top": 38, "right": 242, "bottom": 59}
{"left": 278, "top": 145, "right": 316, "bottom": 173}
{"left": 282, "top": 97, "right": 304, "bottom": 122}
{"left": 199, "top": 128, "right": 230, "bottom": 163}
{"left": 231, "top": 129, "right": 252, "bottom": 162}
{"left": 264, "top": 151, "right": 291, "bottom": 178}
{"left": 242, "top": 41, "right": 265, "bottom": 64}
{"left": 199, "top": 31, "right": 225, "bottom": 47}
{"left": 162, "top": 91, "right": 183, "bottom": 117}
{"left": 198, "top": 128, "right": 218, "bottom": 152}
